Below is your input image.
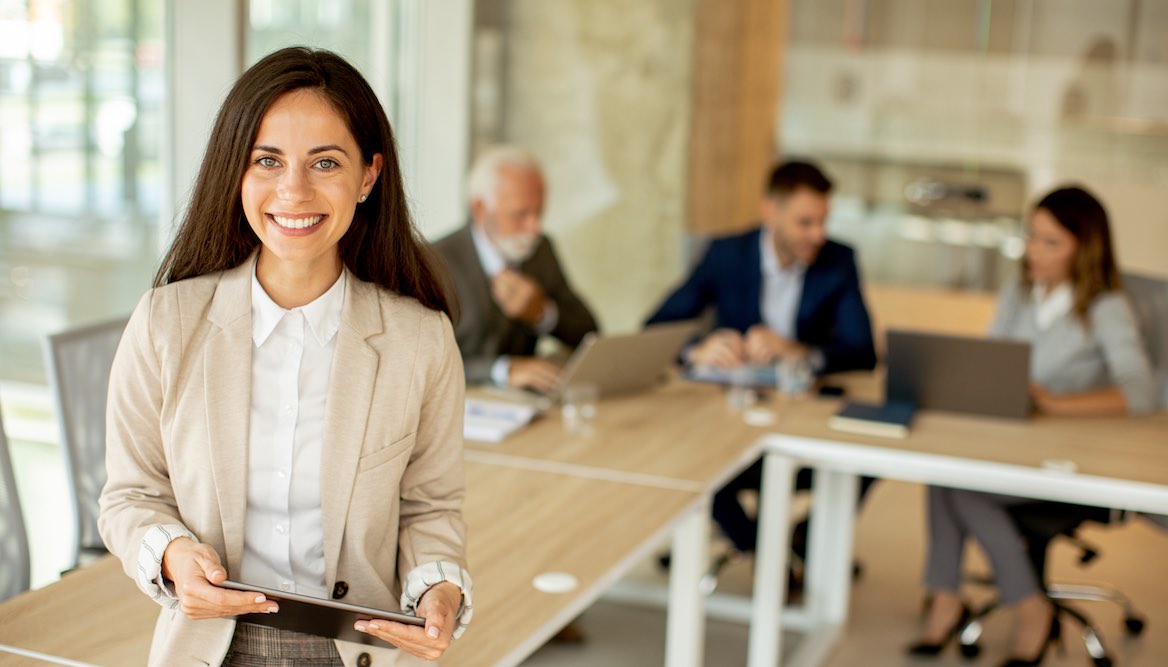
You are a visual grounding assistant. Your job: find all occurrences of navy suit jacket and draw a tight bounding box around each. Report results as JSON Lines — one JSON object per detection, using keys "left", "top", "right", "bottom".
{"left": 647, "top": 227, "right": 876, "bottom": 375}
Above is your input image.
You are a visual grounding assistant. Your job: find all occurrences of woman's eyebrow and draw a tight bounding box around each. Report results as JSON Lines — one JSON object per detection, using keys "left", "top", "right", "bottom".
{"left": 251, "top": 144, "right": 350, "bottom": 156}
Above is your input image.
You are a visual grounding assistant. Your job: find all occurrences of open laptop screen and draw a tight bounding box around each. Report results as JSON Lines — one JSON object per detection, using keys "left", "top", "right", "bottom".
{"left": 885, "top": 329, "right": 1031, "bottom": 419}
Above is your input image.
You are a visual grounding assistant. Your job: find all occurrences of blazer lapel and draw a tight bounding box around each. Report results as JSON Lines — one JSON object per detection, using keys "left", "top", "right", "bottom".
{"left": 203, "top": 259, "right": 255, "bottom": 575}
{"left": 455, "top": 225, "right": 505, "bottom": 334}
{"left": 744, "top": 228, "right": 764, "bottom": 327}
{"left": 320, "top": 273, "right": 383, "bottom": 585}
{"left": 796, "top": 256, "right": 827, "bottom": 339}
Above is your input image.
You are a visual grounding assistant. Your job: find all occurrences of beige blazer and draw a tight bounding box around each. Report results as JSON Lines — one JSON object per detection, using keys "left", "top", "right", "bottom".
{"left": 98, "top": 258, "right": 467, "bottom": 667}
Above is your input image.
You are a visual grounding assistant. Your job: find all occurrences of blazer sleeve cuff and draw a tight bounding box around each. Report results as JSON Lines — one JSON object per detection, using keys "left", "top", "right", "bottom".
{"left": 490, "top": 356, "right": 511, "bottom": 387}
{"left": 137, "top": 523, "right": 197, "bottom": 608}
{"left": 532, "top": 300, "right": 560, "bottom": 335}
{"left": 400, "top": 561, "right": 474, "bottom": 640}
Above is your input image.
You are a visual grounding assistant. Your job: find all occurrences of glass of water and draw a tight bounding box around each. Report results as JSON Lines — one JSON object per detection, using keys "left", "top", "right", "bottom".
{"left": 562, "top": 382, "right": 599, "bottom": 436}
{"left": 726, "top": 366, "right": 759, "bottom": 410}
{"left": 776, "top": 356, "right": 814, "bottom": 396}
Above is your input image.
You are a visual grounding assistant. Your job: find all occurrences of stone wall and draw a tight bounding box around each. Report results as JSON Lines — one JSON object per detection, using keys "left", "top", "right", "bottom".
{"left": 499, "top": 0, "right": 696, "bottom": 333}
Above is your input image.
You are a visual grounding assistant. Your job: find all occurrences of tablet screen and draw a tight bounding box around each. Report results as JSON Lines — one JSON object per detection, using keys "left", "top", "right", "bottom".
{"left": 220, "top": 580, "right": 424, "bottom": 646}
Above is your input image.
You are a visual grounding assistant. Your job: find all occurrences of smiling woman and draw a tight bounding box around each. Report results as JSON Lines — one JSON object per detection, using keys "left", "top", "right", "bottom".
{"left": 241, "top": 89, "right": 383, "bottom": 307}
{"left": 98, "top": 47, "right": 471, "bottom": 667}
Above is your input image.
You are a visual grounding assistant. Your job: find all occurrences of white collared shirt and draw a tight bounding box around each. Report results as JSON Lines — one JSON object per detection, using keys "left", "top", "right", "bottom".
{"left": 1032, "top": 282, "right": 1074, "bottom": 331}
{"left": 238, "top": 266, "right": 345, "bottom": 598}
{"left": 470, "top": 223, "right": 559, "bottom": 385}
{"left": 470, "top": 223, "right": 508, "bottom": 279}
{"left": 759, "top": 227, "right": 807, "bottom": 341}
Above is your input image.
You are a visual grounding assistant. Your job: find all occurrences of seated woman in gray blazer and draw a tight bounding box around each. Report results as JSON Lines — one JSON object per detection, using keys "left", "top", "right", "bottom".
{"left": 909, "top": 186, "right": 1157, "bottom": 667}
{"left": 99, "top": 48, "right": 471, "bottom": 666}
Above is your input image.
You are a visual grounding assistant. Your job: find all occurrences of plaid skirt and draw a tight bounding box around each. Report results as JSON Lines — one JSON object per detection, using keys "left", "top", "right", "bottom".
{"left": 222, "top": 622, "right": 344, "bottom": 667}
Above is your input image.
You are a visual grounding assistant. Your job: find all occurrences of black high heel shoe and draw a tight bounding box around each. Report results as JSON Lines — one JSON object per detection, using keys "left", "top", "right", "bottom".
{"left": 906, "top": 604, "right": 972, "bottom": 657}
{"left": 999, "top": 614, "right": 1062, "bottom": 667}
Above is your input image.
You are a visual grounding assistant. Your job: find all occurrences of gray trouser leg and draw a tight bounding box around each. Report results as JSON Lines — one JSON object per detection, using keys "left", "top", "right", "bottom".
{"left": 943, "top": 488, "right": 1041, "bottom": 604}
{"left": 924, "top": 485, "right": 967, "bottom": 593}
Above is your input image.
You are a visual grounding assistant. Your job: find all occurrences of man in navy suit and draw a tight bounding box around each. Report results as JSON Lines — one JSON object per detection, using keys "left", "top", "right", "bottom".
{"left": 647, "top": 159, "right": 876, "bottom": 560}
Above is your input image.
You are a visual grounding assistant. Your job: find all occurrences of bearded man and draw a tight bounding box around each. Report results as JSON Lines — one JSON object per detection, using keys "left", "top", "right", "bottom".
{"left": 432, "top": 146, "right": 598, "bottom": 393}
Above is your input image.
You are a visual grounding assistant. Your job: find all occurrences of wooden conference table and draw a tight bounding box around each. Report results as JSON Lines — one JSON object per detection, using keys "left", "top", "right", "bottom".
{"left": 0, "top": 461, "right": 701, "bottom": 667}
{"left": 5, "top": 374, "right": 1163, "bottom": 667}
{"left": 0, "top": 381, "right": 767, "bottom": 667}
{"left": 744, "top": 374, "right": 1168, "bottom": 667}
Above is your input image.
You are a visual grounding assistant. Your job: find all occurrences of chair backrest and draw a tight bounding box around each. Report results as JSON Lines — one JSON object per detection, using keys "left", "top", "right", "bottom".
{"left": 0, "top": 390, "right": 32, "bottom": 601}
{"left": 43, "top": 316, "right": 129, "bottom": 568}
{"left": 1124, "top": 272, "right": 1168, "bottom": 409}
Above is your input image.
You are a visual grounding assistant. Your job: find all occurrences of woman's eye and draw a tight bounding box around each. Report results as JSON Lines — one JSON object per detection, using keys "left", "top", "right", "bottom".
{"left": 316, "top": 158, "right": 338, "bottom": 170}
{"left": 256, "top": 156, "right": 280, "bottom": 168}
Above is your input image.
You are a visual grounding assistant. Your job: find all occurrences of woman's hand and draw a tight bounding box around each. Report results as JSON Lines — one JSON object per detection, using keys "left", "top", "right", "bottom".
{"left": 355, "top": 581, "right": 462, "bottom": 661}
{"left": 161, "top": 537, "right": 279, "bottom": 619}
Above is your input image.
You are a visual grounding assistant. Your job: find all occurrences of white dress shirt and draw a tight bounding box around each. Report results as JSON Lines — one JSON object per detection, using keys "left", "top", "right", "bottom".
{"left": 238, "top": 267, "right": 344, "bottom": 597}
{"left": 470, "top": 223, "right": 559, "bottom": 385}
{"left": 1032, "top": 282, "right": 1074, "bottom": 331}
{"left": 759, "top": 227, "right": 806, "bottom": 340}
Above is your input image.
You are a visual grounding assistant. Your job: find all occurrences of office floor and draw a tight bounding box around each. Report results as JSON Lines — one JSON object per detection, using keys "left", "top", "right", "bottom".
{"left": 523, "top": 480, "right": 1168, "bottom": 667}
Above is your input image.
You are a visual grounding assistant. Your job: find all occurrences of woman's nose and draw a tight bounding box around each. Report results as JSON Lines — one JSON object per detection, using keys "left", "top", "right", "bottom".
{"left": 277, "top": 168, "right": 312, "bottom": 202}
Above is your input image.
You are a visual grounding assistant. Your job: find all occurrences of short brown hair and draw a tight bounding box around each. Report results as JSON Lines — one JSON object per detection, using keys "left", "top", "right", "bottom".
{"left": 766, "top": 160, "right": 833, "bottom": 198}
{"left": 1023, "top": 185, "right": 1122, "bottom": 321}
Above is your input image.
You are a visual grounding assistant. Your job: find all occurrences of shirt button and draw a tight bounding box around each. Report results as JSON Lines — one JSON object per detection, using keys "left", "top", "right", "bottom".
{"left": 280, "top": 581, "right": 293, "bottom": 591}
{"left": 275, "top": 524, "right": 286, "bottom": 534}
{"left": 282, "top": 404, "right": 293, "bottom": 414}
{"left": 276, "top": 470, "right": 287, "bottom": 480}
{"left": 357, "top": 653, "right": 372, "bottom": 667}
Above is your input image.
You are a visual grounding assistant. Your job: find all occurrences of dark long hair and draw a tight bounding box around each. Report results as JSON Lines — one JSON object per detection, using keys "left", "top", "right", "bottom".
{"left": 154, "top": 46, "right": 451, "bottom": 316}
{"left": 1022, "top": 185, "right": 1122, "bottom": 320}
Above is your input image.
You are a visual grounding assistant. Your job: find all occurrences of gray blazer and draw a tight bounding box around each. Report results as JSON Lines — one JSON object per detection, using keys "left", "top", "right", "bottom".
{"left": 432, "top": 225, "right": 599, "bottom": 384}
{"left": 989, "top": 283, "right": 1157, "bottom": 414}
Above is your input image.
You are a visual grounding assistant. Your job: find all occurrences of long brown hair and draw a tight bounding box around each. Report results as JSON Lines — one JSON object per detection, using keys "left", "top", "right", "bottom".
{"left": 154, "top": 46, "right": 451, "bottom": 316}
{"left": 1022, "top": 185, "right": 1122, "bottom": 320}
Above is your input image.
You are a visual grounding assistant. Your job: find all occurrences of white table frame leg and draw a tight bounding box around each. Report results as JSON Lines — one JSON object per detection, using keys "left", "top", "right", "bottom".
{"left": 804, "top": 467, "right": 858, "bottom": 626}
{"left": 748, "top": 452, "right": 796, "bottom": 667}
{"left": 665, "top": 497, "right": 711, "bottom": 667}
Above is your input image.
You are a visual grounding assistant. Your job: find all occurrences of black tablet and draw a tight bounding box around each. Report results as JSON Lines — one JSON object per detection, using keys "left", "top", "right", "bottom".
{"left": 219, "top": 580, "right": 425, "bottom": 646}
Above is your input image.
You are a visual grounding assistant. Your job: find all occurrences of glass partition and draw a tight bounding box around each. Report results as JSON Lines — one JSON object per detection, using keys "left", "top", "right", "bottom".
{"left": 779, "top": 0, "right": 1168, "bottom": 290}
{"left": 0, "top": 0, "right": 165, "bottom": 385}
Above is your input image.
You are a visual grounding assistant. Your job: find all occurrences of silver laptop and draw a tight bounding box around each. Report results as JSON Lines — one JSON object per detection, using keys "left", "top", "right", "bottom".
{"left": 557, "top": 320, "right": 700, "bottom": 397}
{"left": 885, "top": 329, "right": 1031, "bottom": 419}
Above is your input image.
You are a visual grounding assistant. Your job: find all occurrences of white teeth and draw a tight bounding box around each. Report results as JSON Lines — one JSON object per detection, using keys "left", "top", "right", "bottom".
{"left": 272, "top": 215, "right": 322, "bottom": 229}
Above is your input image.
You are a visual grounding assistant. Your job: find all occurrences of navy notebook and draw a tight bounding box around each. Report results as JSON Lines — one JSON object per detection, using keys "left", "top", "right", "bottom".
{"left": 828, "top": 400, "right": 917, "bottom": 439}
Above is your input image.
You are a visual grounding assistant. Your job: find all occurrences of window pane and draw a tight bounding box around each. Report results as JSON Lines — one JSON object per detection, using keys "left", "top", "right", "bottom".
{"left": 245, "top": 0, "right": 373, "bottom": 73}
{"left": 0, "top": 0, "right": 165, "bottom": 385}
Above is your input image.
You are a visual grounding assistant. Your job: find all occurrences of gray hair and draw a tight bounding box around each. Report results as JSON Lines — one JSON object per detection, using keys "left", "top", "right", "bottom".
{"left": 467, "top": 145, "right": 542, "bottom": 208}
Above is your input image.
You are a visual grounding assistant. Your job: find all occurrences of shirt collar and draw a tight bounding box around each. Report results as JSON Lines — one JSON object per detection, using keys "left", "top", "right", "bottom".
{"left": 470, "top": 223, "right": 507, "bottom": 277}
{"left": 760, "top": 227, "right": 807, "bottom": 278}
{"left": 1031, "top": 281, "right": 1073, "bottom": 330}
{"left": 251, "top": 264, "right": 346, "bottom": 347}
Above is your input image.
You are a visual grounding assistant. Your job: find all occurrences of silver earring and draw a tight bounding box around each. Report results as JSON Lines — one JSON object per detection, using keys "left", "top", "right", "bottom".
{"left": 359, "top": 194, "right": 368, "bottom": 203}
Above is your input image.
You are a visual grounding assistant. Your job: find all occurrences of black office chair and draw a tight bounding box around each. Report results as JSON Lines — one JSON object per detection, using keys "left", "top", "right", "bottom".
{"left": 955, "top": 501, "right": 1145, "bottom": 667}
